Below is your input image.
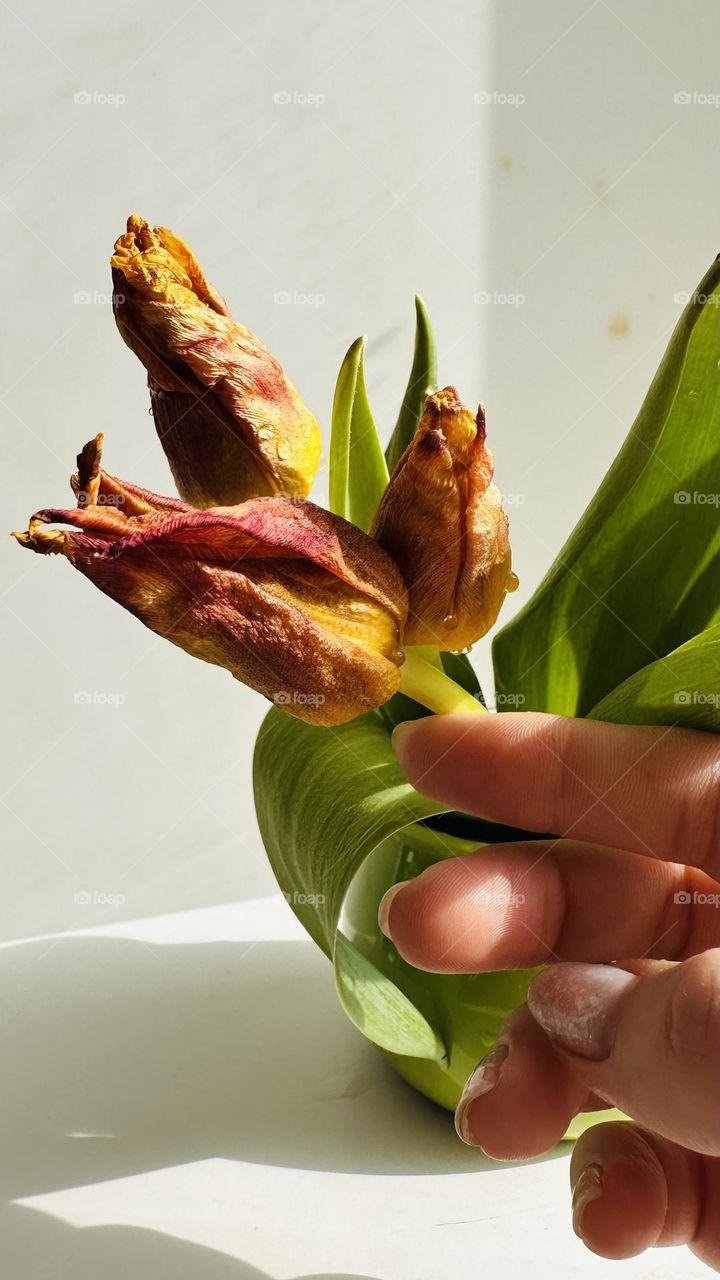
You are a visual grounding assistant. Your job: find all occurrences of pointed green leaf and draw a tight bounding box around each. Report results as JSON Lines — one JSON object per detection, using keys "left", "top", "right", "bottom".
{"left": 253, "top": 707, "right": 449, "bottom": 1058}
{"left": 334, "top": 932, "right": 444, "bottom": 1058}
{"left": 328, "top": 336, "right": 389, "bottom": 533}
{"left": 385, "top": 296, "right": 438, "bottom": 473}
{"left": 588, "top": 624, "right": 720, "bottom": 732}
{"left": 493, "top": 259, "right": 720, "bottom": 718}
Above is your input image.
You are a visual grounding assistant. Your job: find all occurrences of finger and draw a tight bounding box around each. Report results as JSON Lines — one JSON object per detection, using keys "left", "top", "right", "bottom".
{"left": 454, "top": 1004, "right": 601, "bottom": 1158}
{"left": 392, "top": 713, "right": 720, "bottom": 875}
{"left": 377, "top": 841, "right": 720, "bottom": 972}
{"left": 527, "top": 952, "right": 720, "bottom": 1155}
{"left": 570, "top": 1122, "right": 720, "bottom": 1269}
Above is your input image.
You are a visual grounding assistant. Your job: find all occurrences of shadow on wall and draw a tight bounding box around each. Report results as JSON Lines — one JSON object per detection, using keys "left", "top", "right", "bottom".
{"left": 1, "top": 1203, "right": 381, "bottom": 1280}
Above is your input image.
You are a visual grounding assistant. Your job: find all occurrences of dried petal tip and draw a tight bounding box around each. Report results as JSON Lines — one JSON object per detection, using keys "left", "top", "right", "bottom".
{"left": 111, "top": 214, "right": 322, "bottom": 507}
{"left": 371, "top": 386, "right": 517, "bottom": 651}
{"left": 73, "top": 433, "right": 104, "bottom": 506}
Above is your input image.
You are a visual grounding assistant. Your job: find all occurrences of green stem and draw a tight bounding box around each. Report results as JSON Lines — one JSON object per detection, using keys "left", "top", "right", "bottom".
{"left": 399, "top": 649, "right": 486, "bottom": 716}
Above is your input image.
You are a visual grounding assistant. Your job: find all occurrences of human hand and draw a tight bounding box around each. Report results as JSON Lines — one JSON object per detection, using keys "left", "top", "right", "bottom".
{"left": 378, "top": 712, "right": 720, "bottom": 1269}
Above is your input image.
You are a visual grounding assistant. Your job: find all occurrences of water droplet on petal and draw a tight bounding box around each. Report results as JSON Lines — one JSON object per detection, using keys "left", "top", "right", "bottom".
{"left": 507, "top": 572, "right": 520, "bottom": 592}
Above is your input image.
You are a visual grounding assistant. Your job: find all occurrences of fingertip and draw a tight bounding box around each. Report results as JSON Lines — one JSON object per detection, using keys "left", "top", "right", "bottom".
{"left": 571, "top": 1151, "right": 667, "bottom": 1260}
{"left": 377, "top": 879, "right": 412, "bottom": 939}
{"left": 570, "top": 1124, "right": 671, "bottom": 1261}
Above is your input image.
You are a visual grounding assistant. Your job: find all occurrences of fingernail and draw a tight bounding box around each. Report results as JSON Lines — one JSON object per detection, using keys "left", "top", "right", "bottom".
{"left": 572, "top": 1162, "right": 604, "bottom": 1240}
{"left": 391, "top": 720, "right": 417, "bottom": 757}
{"left": 378, "top": 879, "right": 412, "bottom": 938}
{"left": 528, "top": 963, "right": 638, "bottom": 1060}
{"left": 454, "top": 1043, "right": 509, "bottom": 1145}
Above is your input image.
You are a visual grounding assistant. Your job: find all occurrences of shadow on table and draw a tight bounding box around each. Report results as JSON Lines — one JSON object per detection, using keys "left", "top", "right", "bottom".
{"left": 0, "top": 930, "right": 562, "bottom": 1273}
{"left": 0, "top": 932, "right": 531, "bottom": 1198}
{"left": 1, "top": 1203, "right": 381, "bottom": 1280}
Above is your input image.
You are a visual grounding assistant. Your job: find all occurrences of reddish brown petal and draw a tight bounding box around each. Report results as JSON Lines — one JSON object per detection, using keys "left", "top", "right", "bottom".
{"left": 14, "top": 440, "right": 406, "bottom": 725}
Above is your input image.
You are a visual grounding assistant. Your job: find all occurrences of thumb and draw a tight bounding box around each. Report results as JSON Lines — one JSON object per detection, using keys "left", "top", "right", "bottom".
{"left": 527, "top": 952, "right": 720, "bottom": 1156}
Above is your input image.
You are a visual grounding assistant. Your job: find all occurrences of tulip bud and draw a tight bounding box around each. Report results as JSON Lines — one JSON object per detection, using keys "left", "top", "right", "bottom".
{"left": 371, "top": 387, "right": 517, "bottom": 651}
{"left": 111, "top": 215, "right": 321, "bottom": 507}
{"left": 13, "top": 437, "right": 407, "bottom": 726}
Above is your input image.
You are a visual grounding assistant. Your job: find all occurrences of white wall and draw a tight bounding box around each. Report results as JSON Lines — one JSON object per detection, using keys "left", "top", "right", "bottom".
{"left": 2, "top": 0, "right": 718, "bottom": 940}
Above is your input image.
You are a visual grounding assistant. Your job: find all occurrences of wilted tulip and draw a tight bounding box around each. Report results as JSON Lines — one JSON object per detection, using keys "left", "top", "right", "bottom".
{"left": 371, "top": 387, "right": 517, "bottom": 651}
{"left": 13, "top": 436, "right": 407, "bottom": 726}
{"left": 111, "top": 215, "right": 322, "bottom": 507}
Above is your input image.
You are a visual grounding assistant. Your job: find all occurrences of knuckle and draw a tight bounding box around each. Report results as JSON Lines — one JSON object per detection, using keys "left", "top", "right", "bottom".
{"left": 533, "top": 715, "right": 586, "bottom": 836}
{"left": 668, "top": 755, "right": 720, "bottom": 870}
{"left": 665, "top": 951, "right": 720, "bottom": 1067}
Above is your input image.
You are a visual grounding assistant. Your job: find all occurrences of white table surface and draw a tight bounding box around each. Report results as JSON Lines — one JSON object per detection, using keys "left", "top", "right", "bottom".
{"left": 1, "top": 895, "right": 709, "bottom": 1279}
{"left": 2, "top": 0, "right": 718, "bottom": 1275}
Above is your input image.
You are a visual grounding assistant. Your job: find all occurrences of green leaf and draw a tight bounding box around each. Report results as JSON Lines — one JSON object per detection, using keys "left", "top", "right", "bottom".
{"left": 328, "top": 336, "right": 389, "bottom": 533}
{"left": 440, "top": 650, "right": 484, "bottom": 703}
{"left": 253, "top": 707, "right": 450, "bottom": 1058}
{"left": 334, "top": 932, "right": 442, "bottom": 1060}
{"left": 588, "top": 624, "right": 720, "bottom": 732}
{"left": 493, "top": 259, "right": 720, "bottom": 719}
{"left": 385, "top": 296, "right": 438, "bottom": 473}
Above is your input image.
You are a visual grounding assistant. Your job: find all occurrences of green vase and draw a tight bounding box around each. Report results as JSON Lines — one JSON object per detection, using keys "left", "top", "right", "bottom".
{"left": 343, "top": 821, "right": 617, "bottom": 1138}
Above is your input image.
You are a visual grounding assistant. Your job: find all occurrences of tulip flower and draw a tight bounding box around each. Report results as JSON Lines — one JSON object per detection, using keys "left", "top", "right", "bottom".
{"left": 111, "top": 215, "right": 322, "bottom": 507}
{"left": 371, "top": 386, "right": 518, "bottom": 651}
{"left": 13, "top": 436, "right": 407, "bottom": 726}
